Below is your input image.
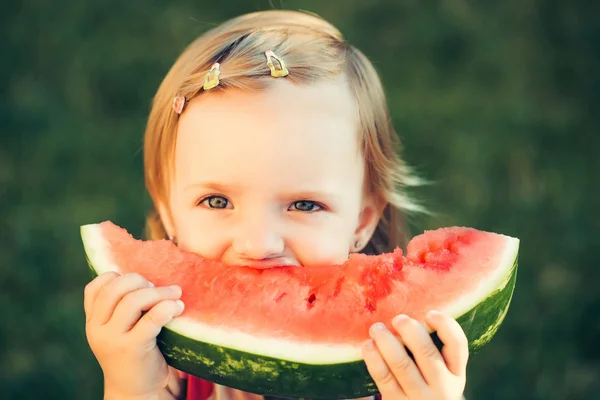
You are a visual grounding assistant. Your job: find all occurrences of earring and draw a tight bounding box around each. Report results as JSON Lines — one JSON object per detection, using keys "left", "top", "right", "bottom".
{"left": 354, "top": 240, "right": 362, "bottom": 249}
{"left": 172, "top": 95, "right": 186, "bottom": 114}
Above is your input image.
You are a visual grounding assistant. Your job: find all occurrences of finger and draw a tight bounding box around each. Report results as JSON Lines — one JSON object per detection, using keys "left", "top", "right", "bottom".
{"left": 92, "top": 273, "right": 153, "bottom": 325}
{"left": 392, "top": 314, "right": 448, "bottom": 386}
{"left": 369, "top": 322, "right": 429, "bottom": 396}
{"left": 110, "top": 285, "right": 182, "bottom": 332}
{"left": 362, "top": 339, "right": 406, "bottom": 399}
{"left": 426, "top": 310, "right": 469, "bottom": 377}
{"left": 84, "top": 272, "right": 119, "bottom": 322}
{"left": 130, "top": 299, "right": 185, "bottom": 342}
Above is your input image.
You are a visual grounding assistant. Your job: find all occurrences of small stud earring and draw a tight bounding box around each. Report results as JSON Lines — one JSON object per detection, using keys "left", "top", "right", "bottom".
{"left": 172, "top": 95, "right": 186, "bottom": 114}
{"left": 354, "top": 240, "right": 361, "bottom": 249}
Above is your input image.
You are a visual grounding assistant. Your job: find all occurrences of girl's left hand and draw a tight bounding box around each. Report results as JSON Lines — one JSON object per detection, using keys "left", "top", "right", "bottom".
{"left": 362, "top": 310, "right": 468, "bottom": 400}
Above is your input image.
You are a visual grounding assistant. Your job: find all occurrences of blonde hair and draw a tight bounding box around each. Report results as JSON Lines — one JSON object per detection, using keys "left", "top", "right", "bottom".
{"left": 144, "top": 10, "right": 423, "bottom": 253}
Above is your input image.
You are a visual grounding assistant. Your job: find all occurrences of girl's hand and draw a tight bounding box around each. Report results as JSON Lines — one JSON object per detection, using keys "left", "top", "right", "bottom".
{"left": 84, "top": 271, "right": 185, "bottom": 399}
{"left": 362, "top": 311, "right": 468, "bottom": 400}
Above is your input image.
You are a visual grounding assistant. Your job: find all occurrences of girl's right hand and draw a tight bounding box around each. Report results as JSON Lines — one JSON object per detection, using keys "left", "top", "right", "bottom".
{"left": 84, "top": 271, "right": 185, "bottom": 399}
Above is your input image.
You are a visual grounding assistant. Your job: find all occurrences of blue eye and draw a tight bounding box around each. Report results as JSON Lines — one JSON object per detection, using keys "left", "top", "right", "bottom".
{"left": 290, "top": 200, "right": 322, "bottom": 212}
{"left": 200, "top": 196, "right": 230, "bottom": 209}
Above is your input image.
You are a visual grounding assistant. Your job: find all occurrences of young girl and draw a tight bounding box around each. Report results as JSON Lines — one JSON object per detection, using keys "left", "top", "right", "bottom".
{"left": 83, "top": 10, "right": 469, "bottom": 400}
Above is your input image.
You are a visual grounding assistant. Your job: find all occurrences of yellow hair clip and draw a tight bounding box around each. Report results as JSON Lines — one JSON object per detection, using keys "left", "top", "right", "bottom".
{"left": 203, "top": 62, "right": 221, "bottom": 90}
{"left": 265, "top": 50, "right": 289, "bottom": 78}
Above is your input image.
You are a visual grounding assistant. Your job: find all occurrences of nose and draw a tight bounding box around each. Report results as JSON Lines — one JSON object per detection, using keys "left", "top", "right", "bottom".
{"left": 232, "top": 215, "right": 285, "bottom": 260}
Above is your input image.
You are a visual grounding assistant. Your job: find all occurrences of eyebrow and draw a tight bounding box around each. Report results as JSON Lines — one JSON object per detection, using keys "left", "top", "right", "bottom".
{"left": 184, "top": 182, "right": 241, "bottom": 194}
{"left": 282, "top": 190, "right": 341, "bottom": 203}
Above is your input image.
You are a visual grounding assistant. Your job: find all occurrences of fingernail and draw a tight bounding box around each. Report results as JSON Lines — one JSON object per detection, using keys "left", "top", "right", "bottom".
{"left": 392, "top": 314, "right": 410, "bottom": 326}
{"left": 176, "top": 300, "right": 185, "bottom": 311}
{"left": 148, "top": 281, "right": 155, "bottom": 288}
{"left": 427, "top": 310, "right": 442, "bottom": 318}
{"left": 369, "top": 322, "right": 386, "bottom": 337}
{"left": 169, "top": 285, "right": 181, "bottom": 292}
{"left": 363, "top": 339, "right": 376, "bottom": 351}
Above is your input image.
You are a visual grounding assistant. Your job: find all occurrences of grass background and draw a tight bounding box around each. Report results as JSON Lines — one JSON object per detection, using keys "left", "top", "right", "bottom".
{"left": 2, "top": 1, "right": 598, "bottom": 399}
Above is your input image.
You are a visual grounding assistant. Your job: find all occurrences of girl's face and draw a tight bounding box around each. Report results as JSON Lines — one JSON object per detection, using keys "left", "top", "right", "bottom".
{"left": 159, "top": 78, "right": 383, "bottom": 268}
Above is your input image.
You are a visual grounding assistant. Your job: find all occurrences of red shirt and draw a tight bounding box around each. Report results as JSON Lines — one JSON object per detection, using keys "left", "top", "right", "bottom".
{"left": 184, "top": 375, "right": 214, "bottom": 400}
{"left": 183, "top": 374, "right": 382, "bottom": 400}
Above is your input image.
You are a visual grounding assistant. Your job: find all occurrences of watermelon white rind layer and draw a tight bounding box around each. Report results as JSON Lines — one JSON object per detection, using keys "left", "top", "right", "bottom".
{"left": 80, "top": 224, "right": 518, "bottom": 399}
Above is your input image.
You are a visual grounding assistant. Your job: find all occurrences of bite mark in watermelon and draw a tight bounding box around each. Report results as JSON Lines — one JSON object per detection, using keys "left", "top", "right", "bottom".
{"left": 80, "top": 222, "right": 518, "bottom": 399}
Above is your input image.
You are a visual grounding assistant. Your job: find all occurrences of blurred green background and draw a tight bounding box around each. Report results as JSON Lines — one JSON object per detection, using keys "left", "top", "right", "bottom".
{"left": 2, "top": 0, "right": 599, "bottom": 399}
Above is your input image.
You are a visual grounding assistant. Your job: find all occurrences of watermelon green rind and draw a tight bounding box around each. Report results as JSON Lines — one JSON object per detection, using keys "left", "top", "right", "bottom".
{"left": 80, "top": 223, "right": 519, "bottom": 399}
{"left": 81, "top": 225, "right": 120, "bottom": 275}
{"left": 157, "top": 329, "right": 377, "bottom": 399}
{"left": 455, "top": 255, "right": 518, "bottom": 355}
{"left": 439, "top": 233, "right": 519, "bottom": 339}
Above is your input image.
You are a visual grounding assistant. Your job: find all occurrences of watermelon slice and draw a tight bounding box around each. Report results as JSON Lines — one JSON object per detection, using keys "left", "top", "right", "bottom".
{"left": 80, "top": 221, "right": 518, "bottom": 399}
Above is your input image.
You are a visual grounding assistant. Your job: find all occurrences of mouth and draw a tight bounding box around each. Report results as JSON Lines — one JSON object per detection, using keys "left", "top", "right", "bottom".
{"left": 237, "top": 259, "right": 300, "bottom": 269}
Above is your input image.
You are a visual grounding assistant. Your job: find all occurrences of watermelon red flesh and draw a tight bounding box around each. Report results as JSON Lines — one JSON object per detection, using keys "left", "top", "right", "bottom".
{"left": 92, "top": 221, "right": 512, "bottom": 346}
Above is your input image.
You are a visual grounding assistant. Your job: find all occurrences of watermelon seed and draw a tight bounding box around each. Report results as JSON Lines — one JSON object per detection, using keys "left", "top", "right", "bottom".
{"left": 306, "top": 293, "right": 317, "bottom": 308}
{"left": 274, "top": 292, "right": 287, "bottom": 302}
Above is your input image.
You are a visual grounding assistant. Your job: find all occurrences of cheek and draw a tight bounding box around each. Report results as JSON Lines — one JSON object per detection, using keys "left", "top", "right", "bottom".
{"left": 291, "top": 224, "right": 353, "bottom": 267}
{"left": 172, "top": 211, "right": 230, "bottom": 259}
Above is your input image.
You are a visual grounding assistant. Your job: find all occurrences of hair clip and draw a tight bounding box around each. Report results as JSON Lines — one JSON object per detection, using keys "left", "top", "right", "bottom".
{"left": 265, "top": 50, "right": 289, "bottom": 78}
{"left": 172, "top": 95, "right": 186, "bottom": 115}
{"left": 203, "top": 62, "right": 221, "bottom": 90}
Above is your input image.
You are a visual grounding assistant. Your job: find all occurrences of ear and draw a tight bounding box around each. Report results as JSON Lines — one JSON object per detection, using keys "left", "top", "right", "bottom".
{"left": 353, "top": 195, "right": 387, "bottom": 251}
{"left": 157, "top": 201, "right": 176, "bottom": 239}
